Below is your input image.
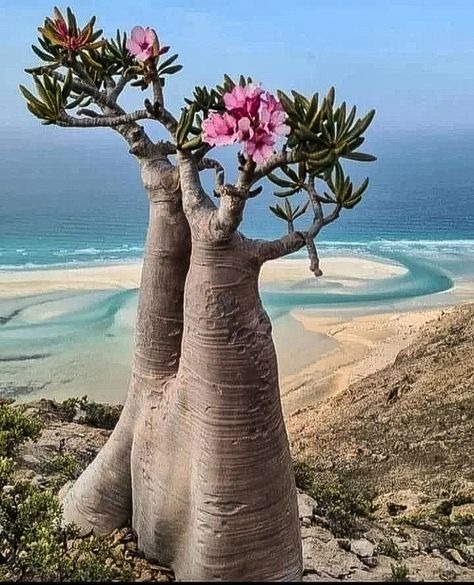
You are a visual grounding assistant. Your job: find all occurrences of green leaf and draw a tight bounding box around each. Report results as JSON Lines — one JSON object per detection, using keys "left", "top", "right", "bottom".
{"left": 342, "top": 152, "right": 377, "bottom": 162}
{"left": 180, "top": 135, "right": 202, "bottom": 150}
{"left": 293, "top": 200, "right": 310, "bottom": 219}
{"left": 157, "top": 53, "right": 179, "bottom": 72}
{"left": 352, "top": 177, "right": 369, "bottom": 199}
{"left": 277, "top": 90, "right": 295, "bottom": 115}
{"left": 66, "top": 7, "right": 78, "bottom": 36}
{"left": 19, "top": 84, "right": 45, "bottom": 110}
{"left": 343, "top": 195, "right": 362, "bottom": 209}
{"left": 159, "top": 64, "right": 183, "bottom": 76}
{"left": 31, "top": 44, "right": 56, "bottom": 62}
{"left": 269, "top": 204, "right": 288, "bottom": 221}
{"left": 267, "top": 173, "right": 296, "bottom": 189}
{"left": 273, "top": 187, "right": 301, "bottom": 198}
{"left": 62, "top": 70, "right": 73, "bottom": 100}
{"left": 281, "top": 164, "right": 300, "bottom": 184}
{"left": 284, "top": 197, "right": 293, "bottom": 218}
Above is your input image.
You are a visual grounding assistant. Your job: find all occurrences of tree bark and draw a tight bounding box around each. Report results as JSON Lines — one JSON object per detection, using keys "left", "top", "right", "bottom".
{"left": 62, "top": 153, "right": 302, "bottom": 581}
{"left": 62, "top": 157, "right": 191, "bottom": 534}
{"left": 130, "top": 230, "right": 302, "bottom": 580}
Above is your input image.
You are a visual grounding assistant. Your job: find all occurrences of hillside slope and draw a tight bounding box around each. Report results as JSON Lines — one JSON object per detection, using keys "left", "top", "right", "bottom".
{"left": 289, "top": 303, "right": 474, "bottom": 499}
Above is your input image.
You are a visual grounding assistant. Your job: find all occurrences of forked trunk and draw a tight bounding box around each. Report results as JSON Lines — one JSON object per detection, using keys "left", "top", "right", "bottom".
{"left": 131, "top": 234, "right": 302, "bottom": 581}
{"left": 62, "top": 160, "right": 191, "bottom": 533}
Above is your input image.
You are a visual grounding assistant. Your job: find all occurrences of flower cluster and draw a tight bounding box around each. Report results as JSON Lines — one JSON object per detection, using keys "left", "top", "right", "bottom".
{"left": 126, "top": 26, "right": 169, "bottom": 63}
{"left": 39, "top": 8, "right": 103, "bottom": 52}
{"left": 201, "top": 84, "right": 290, "bottom": 164}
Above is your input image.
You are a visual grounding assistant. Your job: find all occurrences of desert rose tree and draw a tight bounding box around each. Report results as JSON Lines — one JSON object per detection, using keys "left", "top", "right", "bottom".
{"left": 21, "top": 7, "right": 376, "bottom": 581}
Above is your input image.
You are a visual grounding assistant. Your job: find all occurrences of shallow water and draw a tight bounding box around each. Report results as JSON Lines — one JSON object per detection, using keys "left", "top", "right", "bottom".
{"left": 0, "top": 245, "right": 469, "bottom": 403}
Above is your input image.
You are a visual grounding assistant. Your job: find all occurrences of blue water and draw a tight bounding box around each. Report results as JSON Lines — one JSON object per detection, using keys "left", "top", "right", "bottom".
{"left": 0, "top": 128, "right": 473, "bottom": 270}
{"left": 0, "top": 128, "right": 473, "bottom": 401}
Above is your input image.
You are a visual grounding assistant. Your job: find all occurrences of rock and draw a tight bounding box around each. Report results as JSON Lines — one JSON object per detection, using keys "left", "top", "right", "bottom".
{"left": 361, "top": 556, "right": 378, "bottom": 568}
{"left": 58, "top": 480, "right": 75, "bottom": 501}
{"left": 301, "top": 517, "right": 312, "bottom": 528}
{"left": 298, "top": 491, "right": 316, "bottom": 520}
{"left": 350, "top": 538, "right": 375, "bottom": 558}
{"left": 450, "top": 503, "right": 474, "bottom": 522}
{"left": 301, "top": 525, "right": 334, "bottom": 544}
{"left": 303, "top": 537, "right": 364, "bottom": 579}
{"left": 445, "top": 548, "right": 466, "bottom": 566}
{"left": 20, "top": 454, "right": 41, "bottom": 467}
{"left": 31, "top": 474, "right": 47, "bottom": 487}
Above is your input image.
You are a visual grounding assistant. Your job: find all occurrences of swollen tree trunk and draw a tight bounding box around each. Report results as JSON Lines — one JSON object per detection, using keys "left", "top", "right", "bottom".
{"left": 131, "top": 233, "right": 302, "bottom": 581}
{"left": 62, "top": 157, "right": 191, "bottom": 533}
{"left": 126, "top": 153, "right": 302, "bottom": 581}
{"left": 63, "top": 153, "right": 302, "bottom": 582}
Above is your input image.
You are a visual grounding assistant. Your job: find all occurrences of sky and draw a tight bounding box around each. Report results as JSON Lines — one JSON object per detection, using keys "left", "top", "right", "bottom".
{"left": 1, "top": 0, "right": 474, "bottom": 138}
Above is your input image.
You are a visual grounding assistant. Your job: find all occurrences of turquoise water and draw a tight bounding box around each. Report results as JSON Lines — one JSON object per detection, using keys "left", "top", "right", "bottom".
{"left": 0, "top": 129, "right": 473, "bottom": 401}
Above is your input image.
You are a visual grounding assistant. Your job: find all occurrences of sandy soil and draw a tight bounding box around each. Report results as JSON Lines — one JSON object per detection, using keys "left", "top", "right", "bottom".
{"left": 280, "top": 307, "right": 444, "bottom": 415}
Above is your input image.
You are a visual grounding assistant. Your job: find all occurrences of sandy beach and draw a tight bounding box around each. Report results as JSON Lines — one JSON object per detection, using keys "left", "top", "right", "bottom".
{"left": 0, "top": 255, "right": 468, "bottom": 407}
{"left": 0, "top": 256, "right": 408, "bottom": 298}
{"left": 280, "top": 307, "right": 444, "bottom": 415}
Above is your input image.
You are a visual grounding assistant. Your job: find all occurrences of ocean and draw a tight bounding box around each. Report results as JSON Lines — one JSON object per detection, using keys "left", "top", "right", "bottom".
{"left": 1, "top": 127, "right": 473, "bottom": 401}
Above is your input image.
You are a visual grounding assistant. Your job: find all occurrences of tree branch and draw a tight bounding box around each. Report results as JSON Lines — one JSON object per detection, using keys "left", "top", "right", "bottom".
{"left": 58, "top": 109, "right": 152, "bottom": 128}
{"left": 198, "top": 158, "right": 225, "bottom": 192}
{"left": 144, "top": 99, "right": 178, "bottom": 135}
{"left": 109, "top": 74, "right": 132, "bottom": 101}
{"left": 177, "top": 151, "right": 216, "bottom": 219}
{"left": 251, "top": 150, "right": 300, "bottom": 185}
{"left": 253, "top": 232, "right": 306, "bottom": 263}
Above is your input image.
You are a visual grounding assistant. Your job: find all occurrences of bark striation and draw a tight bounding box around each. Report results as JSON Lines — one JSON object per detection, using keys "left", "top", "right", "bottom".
{"left": 132, "top": 235, "right": 302, "bottom": 581}
{"left": 62, "top": 157, "right": 190, "bottom": 534}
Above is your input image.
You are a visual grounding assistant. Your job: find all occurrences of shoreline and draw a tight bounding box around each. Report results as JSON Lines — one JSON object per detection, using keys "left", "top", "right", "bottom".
{"left": 0, "top": 256, "right": 469, "bottom": 408}
{"left": 0, "top": 255, "right": 409, "bottom": 299}
{"left": 280, "top": 307, "right": 445, "bottom": 416}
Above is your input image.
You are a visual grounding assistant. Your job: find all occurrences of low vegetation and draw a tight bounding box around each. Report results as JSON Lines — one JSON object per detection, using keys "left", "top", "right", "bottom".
{"left": 0, "top": 401, "right": 158, "bottom": 582}
{"left": 388, "top": 563, "right": 410, "bottom": 582}
{"left": 293, "top": 457, "right": 372, "bottom": 537}
{"left": 55, "top": 396, "right": 122, "bottom": 429}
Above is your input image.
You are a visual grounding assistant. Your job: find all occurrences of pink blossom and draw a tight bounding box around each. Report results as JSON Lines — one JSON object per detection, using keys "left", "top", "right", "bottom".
{"left": 224, "top": 84, "right": 264, "bottom": 118}
{"left": 235, "top": 117, "right": 254, "bottom": 142}
{"left": 200, "top": 82, "right": 288, "bottom": 164}
{"left": 201, "top": 112, "right": 237, "bottom": 147}
{"left": 260, "top": 93, "right": 290, "bottom": 136}
{"left": 127, "top": 26, "right": 166, "bottom": 62}
{"left": 244, "top": 128, "right": 276, "bottom": 164}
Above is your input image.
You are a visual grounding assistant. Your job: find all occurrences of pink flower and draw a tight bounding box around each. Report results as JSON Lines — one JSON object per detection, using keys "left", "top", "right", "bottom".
{"left": 244, "top": 128, "right": 276, "bottom": 164}
{"left": 224, "top": 84, "right": 264, "bottom": 119}
{"left": 201, "top": 112, "right": 237, "bottom": 147}
{"left": 127, "top": 26, "right": 169, "bottom": 62}
{"left": 260, "top": 93, "right": 290, "bottom": 136}
{"left": 200, "top": 82, "right": 288, "bottom": 164}
{"left": 235, "top": 117, "right": 254, "bottom": 142}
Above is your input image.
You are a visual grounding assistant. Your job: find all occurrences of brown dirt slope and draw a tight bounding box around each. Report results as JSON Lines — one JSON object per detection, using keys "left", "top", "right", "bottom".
{"left": 289, "top": 303, "right": 474, "bottom": 499}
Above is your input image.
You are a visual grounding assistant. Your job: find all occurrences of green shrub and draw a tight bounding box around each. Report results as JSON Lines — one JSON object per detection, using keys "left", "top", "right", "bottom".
{"left": 0, "top": 404, "right": 43, "bottom": 457}
{"left": 375, "top": 537, "right": 400, "bottom": 559}
{"left": 0, "top": 460, "right": 133, "bottom": 581}
{"left": 388, "top": 563, "right": 409, "bottom": 582}
{"left": 293, "top": 458, "right": 315, "bottom": 492}
{"left": 292, "top": 457, "right": 372, "bottom": 537}
{"left": 56, "top": 397, "right": 80, "bottom": 422}
{"left": 45, "top": 451, "right": 81, "bottom": 491}
{"left": 57, "top": 396, "right": 121, "bottom": 430}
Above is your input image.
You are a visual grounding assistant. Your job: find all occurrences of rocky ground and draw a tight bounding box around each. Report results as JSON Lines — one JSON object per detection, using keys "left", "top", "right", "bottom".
{"left": 11, "top": 304, "right": 474, "bottom": 581}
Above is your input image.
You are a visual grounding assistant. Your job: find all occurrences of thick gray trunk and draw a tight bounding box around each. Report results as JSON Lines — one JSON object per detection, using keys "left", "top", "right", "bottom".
{"left": 62, "top": 174, "right": 191, "bottom": 534}
{"left": 132, "top": 234, "right": 302, "bottom": 581}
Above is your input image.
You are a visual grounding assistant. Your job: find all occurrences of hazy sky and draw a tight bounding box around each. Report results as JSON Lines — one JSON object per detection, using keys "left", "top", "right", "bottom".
{"left": 1, "top": 0, "right": 473, "bottom": 135}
